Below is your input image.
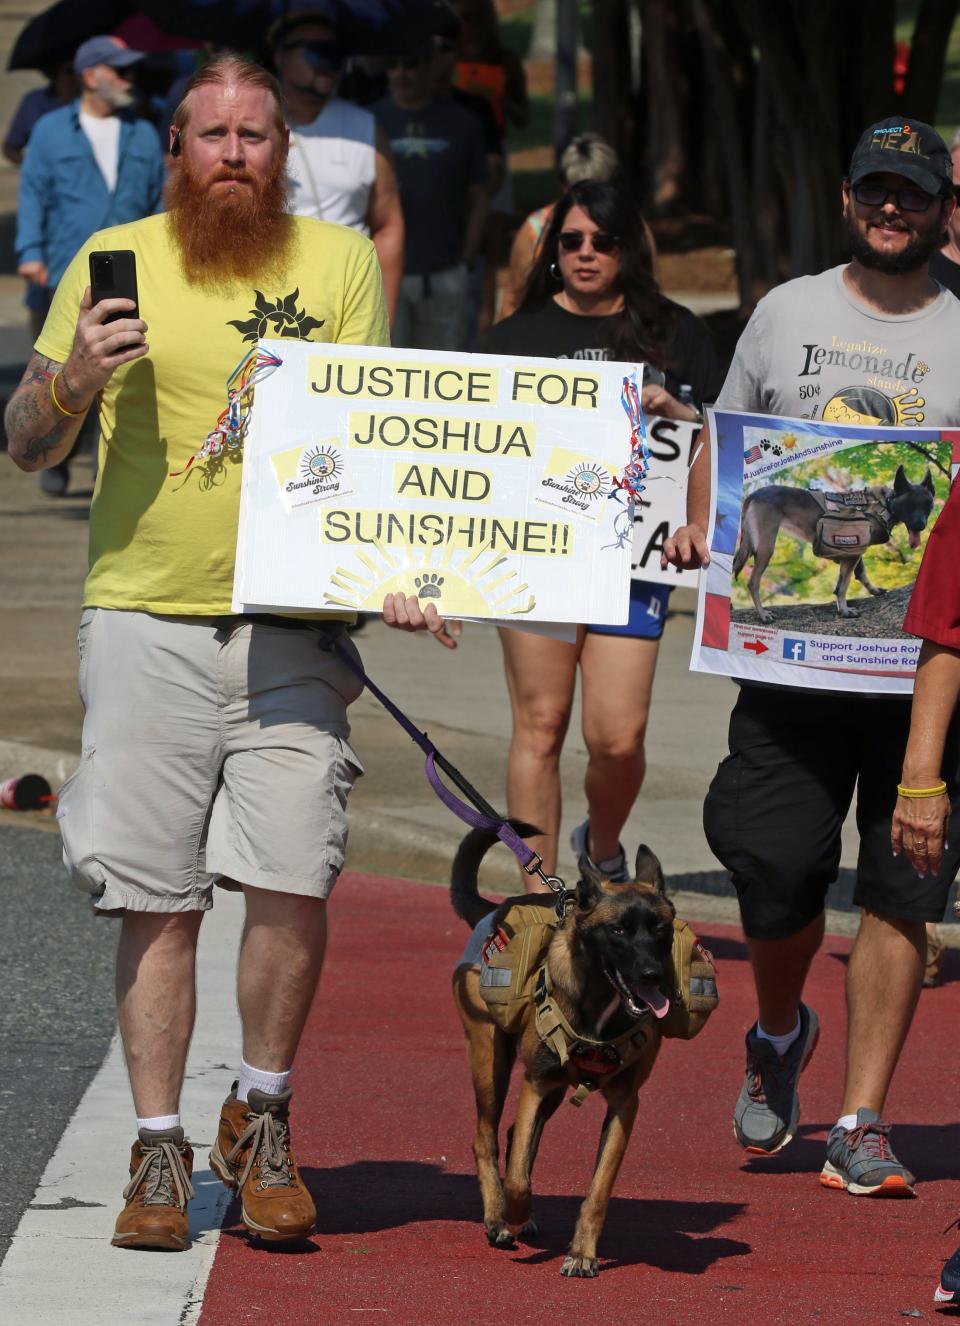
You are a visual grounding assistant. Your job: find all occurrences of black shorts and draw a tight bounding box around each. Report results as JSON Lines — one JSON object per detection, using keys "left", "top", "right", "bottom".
{"left": 702, "top": 684, "right": 960, "bottom": 940}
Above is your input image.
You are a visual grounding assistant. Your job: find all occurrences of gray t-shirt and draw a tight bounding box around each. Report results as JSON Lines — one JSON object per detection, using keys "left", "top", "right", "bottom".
{"left": 717, "top": 264, "right": 960, "bottom": 427}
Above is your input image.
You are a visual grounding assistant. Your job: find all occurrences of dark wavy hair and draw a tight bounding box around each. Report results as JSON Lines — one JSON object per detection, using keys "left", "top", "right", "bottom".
{"left": 519, "top": 181, "right": 676, "bottom": 369}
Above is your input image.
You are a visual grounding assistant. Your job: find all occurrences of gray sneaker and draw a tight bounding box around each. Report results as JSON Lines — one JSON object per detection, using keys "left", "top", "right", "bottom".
{"left": 569, "top": 819, "right": 629, "bottom": 883}
{"left": 820, "top": 1108, "right": 915, "bottom": 1197}
{"left": 733, "top": 1003, "right": 820, "bottom": 1154}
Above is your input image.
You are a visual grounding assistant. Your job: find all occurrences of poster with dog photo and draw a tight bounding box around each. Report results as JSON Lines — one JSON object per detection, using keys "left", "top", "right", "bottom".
{"left": 691, "top": 409, "right": 960, "bottom": 693}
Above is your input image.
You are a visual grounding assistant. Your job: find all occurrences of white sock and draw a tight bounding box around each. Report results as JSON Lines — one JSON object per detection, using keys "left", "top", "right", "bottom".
{"left": 836, "top": 1113, "right": 858, "bottom": 1132}
{"left": 137, "top": 1113, "right": 180, "bottom": 1133}
{"left": 596, "top": 848, "right": 625, "bottom": 873}
{"left": 756, "top": 1015, "right": 801, "bottom": 1057}
{"left": 236, "top": 1058, "right": 292, "bottom": 1103}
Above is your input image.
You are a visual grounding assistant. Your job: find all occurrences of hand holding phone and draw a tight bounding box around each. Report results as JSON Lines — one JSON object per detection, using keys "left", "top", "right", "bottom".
{"left": 60, "top": 252, "right": 148, "bottom": 403}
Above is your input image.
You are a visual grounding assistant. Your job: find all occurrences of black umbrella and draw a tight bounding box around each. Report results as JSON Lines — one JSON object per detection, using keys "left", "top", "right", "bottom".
{"left": 9, "top": 0, "right": 436, "bottom": 72}
{"left": 8, "top": 0, "right": 134, "bottom": 70}
{"left": 134, "top": 0, "right": 436, "bottom": 56}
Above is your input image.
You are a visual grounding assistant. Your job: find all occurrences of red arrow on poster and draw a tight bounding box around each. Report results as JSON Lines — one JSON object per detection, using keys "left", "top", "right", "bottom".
{"left": 743, "top": 640, "right": 768, "bottom": 655}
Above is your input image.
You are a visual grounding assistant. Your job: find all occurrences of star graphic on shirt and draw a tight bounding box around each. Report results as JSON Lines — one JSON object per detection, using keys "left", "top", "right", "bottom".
{"left": 228, "top": 288, "right": 324, "bottom": 343}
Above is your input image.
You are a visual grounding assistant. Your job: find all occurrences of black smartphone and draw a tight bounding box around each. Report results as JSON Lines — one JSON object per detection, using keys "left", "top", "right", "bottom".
{"left": 89, "top": 250, "right": 139, "bottom": 323}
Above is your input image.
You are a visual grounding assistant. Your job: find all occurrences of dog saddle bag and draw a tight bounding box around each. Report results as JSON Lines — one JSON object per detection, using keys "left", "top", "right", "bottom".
{"left": 660, "top": 920, "right": 719, "bottom": 1041}
{"left": 811, "top": 491, "right": 886, "bottom": 559}
{"left": 478, "top": 900, "right": 557, "bottom": 1035}
{"left": 478, "top": 905, "right": 718, "bottom": 1042}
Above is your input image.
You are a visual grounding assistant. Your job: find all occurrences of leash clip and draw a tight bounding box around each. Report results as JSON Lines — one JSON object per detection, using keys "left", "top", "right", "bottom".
{"left": 529, "top": 871, "right": 571, "bottom": 925}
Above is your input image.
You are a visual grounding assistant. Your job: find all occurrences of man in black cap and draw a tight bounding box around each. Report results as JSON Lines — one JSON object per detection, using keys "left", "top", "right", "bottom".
{"left": 665, "top": 117, "right": 960, "bottom": 1197}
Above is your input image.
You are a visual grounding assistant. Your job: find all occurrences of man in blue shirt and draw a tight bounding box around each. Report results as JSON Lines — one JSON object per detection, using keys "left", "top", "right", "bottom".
{"left": 16, "top": 36, "right": 164, "bottom": 494}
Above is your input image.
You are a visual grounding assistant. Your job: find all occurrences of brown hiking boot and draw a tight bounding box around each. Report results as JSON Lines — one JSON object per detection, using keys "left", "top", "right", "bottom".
{"left": 112, "top": 1126, "right": 195, "bottom": 1250}
{"left": 209, "top": 1085, "right": 316, "bottom": 1242}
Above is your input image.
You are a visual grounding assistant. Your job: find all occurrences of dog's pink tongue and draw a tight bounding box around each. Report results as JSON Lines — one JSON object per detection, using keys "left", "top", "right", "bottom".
{"left": 908, "top": 530, "right": 921, "bottom": 550}
{"left": 636, "top": 983, "right": 671, "bottom": 1019}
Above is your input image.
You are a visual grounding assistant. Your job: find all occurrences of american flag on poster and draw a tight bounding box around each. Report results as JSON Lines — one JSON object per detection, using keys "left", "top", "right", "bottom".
{"left": 744, "top": 444, "right": 762, "bottom": 464}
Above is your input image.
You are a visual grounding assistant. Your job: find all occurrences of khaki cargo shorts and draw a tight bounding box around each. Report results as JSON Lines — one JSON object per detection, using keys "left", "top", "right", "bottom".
{"left": 57, "top": 609, "right": 365, "bottom": 914}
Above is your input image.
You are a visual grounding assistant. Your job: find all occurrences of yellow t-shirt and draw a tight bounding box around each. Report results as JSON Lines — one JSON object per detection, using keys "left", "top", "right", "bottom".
{"left": 37, "top": 213, "right": 390, "bottom": 614}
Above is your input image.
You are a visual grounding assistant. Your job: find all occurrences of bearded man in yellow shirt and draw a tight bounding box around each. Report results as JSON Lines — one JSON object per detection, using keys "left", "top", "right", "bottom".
{"left": 4, "top": 54, "right": 399, "bottom": 1253}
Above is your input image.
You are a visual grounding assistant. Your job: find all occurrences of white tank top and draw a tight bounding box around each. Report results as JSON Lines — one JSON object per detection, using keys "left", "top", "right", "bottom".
{"left": 286, "top": 97, "right": 377, "bottom": 235}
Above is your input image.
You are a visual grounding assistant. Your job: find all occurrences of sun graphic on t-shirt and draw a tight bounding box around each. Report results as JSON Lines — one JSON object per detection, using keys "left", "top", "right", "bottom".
{"left": 822, "top": 385, "right": 925, "bottom": 426}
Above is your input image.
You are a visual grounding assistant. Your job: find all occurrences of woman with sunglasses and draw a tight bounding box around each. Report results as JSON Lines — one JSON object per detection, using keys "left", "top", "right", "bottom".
{"left": 485, "top": 179, "right": 724, "bottom": 883}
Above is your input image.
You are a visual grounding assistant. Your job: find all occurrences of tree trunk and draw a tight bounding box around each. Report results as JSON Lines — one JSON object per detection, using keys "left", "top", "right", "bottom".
{"left": 902, "top": 0, "right": 960, "bottom": 123}
{"left": 638, "top": 0, "right": 686, "bottom": 212}
{"left": 592, "top": 0, "right": 634, "bottom": 155}
{"left": 528, "top": 0, "right": 558, "bottom": 59}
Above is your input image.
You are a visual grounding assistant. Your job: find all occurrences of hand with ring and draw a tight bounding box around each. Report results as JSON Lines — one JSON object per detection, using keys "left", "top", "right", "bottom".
{"left": 892, "top": 785, "right": 950, "bottom": 878}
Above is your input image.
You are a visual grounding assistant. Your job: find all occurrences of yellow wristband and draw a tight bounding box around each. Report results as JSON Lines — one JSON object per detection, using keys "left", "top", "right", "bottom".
{"left": 897, "top": 781, "right": 948, "bottom": 799}
{"left": 49, "top": 370, "right": 85, "bottom": 418}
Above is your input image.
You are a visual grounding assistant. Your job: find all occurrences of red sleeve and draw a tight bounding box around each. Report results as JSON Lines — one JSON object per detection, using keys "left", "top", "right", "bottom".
{"left": 904, "top": 480, "right": 960, "bottom": 647}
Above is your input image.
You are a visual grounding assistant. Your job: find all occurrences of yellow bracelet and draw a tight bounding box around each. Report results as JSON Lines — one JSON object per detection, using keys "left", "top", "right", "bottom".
{"left": 49, "top": 371, "right": 86, "bottom": 418}
{"left": 897, "top": 781, "right": 948, "bottom": 799}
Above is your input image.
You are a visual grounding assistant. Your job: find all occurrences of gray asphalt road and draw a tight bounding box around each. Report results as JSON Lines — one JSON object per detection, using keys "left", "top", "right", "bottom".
{"left": 0, "top": 822, "right": 116, "bottom": 1263}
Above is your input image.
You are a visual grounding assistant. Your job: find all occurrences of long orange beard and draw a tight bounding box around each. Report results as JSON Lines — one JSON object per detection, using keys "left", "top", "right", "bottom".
{"left": 165, "top": 154, "right": 295, "bottom": 288}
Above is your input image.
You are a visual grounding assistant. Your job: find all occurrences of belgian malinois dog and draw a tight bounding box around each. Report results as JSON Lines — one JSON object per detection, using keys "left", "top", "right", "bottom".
{"left": 451, "top": 825, "right": 675, "bottom": 1277}
{"left": 733, "top": 465, "right": 935, "bottom": 621}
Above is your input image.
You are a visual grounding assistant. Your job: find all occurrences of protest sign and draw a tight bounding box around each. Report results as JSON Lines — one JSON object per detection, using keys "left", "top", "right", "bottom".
{"left": 691, "top": 409, "right": 960, "bottom": 693}
{"left": 233, "top": 341, "right": 643, "bottom": 623}
{"left": 631, "top": 416, "right": 699, "bottom": 589}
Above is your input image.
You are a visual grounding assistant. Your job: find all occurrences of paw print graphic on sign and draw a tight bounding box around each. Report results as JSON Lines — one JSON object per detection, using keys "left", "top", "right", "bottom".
{"left": 415, "top": 572, "right": 444, "bottom": 600}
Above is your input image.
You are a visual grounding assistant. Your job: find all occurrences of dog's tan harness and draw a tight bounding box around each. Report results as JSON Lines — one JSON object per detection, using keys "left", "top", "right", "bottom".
{"left": 531, "top": 967, "right": 653, "bottom": 1108}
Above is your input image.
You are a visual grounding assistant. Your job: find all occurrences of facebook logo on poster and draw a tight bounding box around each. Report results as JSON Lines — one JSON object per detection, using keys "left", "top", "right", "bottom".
{"left": 783, "top": 638, "right": 806, "bottom": 662}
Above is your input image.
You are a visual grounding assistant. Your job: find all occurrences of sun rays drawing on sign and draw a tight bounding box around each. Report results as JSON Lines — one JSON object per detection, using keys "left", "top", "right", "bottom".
{"left": 302, "top": 444, "right": 341, "bottom": 481}
{"left": 323, "top": 540, "right": 536, "bottom": 617}
{"left": 569, "top": 460, "right": 607, "bottom": 495}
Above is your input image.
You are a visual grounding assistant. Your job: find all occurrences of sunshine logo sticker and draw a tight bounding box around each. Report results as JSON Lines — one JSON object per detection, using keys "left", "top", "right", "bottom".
{"left": 270, "top": 440, "right": 354, "bottom": 512}
{"left": 535, "top": 447, "right": 612, "bottom": 522}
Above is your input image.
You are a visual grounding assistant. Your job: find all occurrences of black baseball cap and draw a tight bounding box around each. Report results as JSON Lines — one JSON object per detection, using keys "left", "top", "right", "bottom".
{"left": 848, "top": 117, "right": 953, "bottom": 197}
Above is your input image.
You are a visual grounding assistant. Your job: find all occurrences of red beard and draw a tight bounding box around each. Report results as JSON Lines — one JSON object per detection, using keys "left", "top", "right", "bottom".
{"left": 165, "top": 154, "right": 294, "bottom": 288}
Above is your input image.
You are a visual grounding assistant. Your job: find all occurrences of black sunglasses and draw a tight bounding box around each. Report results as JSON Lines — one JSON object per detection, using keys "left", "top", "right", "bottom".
{"left": 558, "top": 229, "right": 620, "bottom": 254}
{"left": 852, "top": 183, "right": 937, "bottom": 213}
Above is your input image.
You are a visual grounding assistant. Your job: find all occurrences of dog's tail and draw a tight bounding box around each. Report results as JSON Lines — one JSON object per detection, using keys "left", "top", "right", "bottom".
{"left": 451, "top": 820, "right": 541, "bottom": 928}
{"left": 732, "top": 493, "right": 755, "bottom": 581}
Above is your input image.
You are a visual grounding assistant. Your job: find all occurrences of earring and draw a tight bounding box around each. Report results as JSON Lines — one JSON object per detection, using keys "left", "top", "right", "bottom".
{"left": 549, "top": 260, "right": 561, "bottom": 282}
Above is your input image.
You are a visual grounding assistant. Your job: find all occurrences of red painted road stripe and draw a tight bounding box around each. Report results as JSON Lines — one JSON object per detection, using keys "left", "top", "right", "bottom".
{"left": 199, "top": 873, "right": 960, "bottom": 1325}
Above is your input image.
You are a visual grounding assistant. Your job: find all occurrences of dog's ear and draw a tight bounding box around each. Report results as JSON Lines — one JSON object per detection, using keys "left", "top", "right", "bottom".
{"left": 634, "top": 843, "right": 666, "bottom": 893}
{"left": 893, "top": 464, "right": 909, "bottom": 496}
{"left": 575, "top": 861, "right": 603, "bottom": 911}
{"left": 923, "top": 467, "right": 935, "bottom": 495}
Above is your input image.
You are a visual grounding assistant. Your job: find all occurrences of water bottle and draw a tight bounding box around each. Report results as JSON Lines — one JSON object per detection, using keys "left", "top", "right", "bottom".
{"left": 0, "top": 774, "right": 54, "bottom": 810}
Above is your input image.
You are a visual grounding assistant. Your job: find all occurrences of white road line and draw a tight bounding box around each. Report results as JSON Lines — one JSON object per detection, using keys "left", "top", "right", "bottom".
{"left": 0, "top": 892, "right": 244, "bottom": 1326}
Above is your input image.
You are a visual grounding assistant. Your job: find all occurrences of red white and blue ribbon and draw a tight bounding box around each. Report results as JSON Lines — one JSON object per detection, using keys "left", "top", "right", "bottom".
{"left": 615, "top": 368, "right": 650, "bottom": 500}
{"left": 170, "top": 347, "right": 283, "bottom": 478}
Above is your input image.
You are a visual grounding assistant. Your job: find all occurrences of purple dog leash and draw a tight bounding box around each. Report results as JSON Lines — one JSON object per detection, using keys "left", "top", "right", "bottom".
{"left": 328, "top": 636, "right": 567, "bottom": 903}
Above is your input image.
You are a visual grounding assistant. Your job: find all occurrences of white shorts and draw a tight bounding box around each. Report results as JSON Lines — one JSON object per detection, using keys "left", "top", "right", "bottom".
{"left": 57, "top": 609, "right": 364, "bottom": 914}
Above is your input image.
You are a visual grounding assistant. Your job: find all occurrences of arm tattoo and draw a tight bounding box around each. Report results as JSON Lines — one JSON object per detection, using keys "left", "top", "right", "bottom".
{"left": 4, "top": 351, "right": 80, "bottom": 469}
{"left": 20, "top": 352, "right": 60, "bottom": 386}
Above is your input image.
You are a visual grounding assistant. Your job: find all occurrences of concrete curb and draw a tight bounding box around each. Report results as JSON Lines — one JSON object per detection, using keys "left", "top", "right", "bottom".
{"left": 4, "top": 738, "right": 958, "bottom": 945}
